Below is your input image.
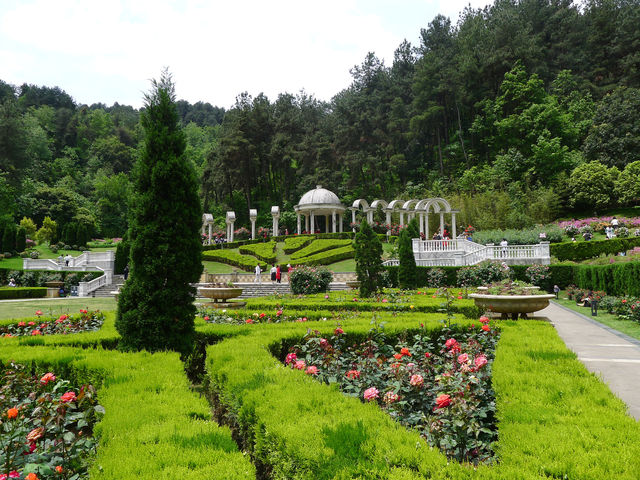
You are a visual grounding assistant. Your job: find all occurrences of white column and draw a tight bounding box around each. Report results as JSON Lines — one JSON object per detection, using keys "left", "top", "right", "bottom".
{"left": 250, "top": 220, "right": 256, "bottom": 240}
{"left": 385, "top": 211, "right": 391, "bottom": 226}
{"left": 451, "top": 212, "right": 457, "bottom": 239}
{"left": 310, "top": 213, "right": 315, "bottom": 233}
{"left": 230, "top": 221, "right": 235, "bottom": 242}
{"left": 419, "top": 214, "right": 424, "bottom": 235}
{"left": 351, "top": 209, "right": 356, "bottom": 224}
{"left": 439, "top": 213, "right": 445, "bottom": 236}
{"left": 425, "top": 213, "right": 429, "bottom": 239}
{"left": 400, "top": 212, "right": 404, "bottom": 226}
{"left": 297, "top": 214, "right": 301, "bottom": 235}
{"left": 332, "top": 211, "right": 337, "bottom": 233}
{"left": 208, "top": 224, "right": 212, "bottom": 245}
{"left": 367, "top": 210, "right": 373, "bottom": 224}
{"left": 339, "top": 214, "right": 343, "bottom": 233}
{"left": 305, "top": 214, "right": 309, "bottom": 233}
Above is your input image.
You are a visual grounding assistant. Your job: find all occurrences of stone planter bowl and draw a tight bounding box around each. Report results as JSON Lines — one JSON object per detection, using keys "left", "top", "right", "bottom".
{"left": 469, "top": 293, "right": 555, "bottom": 319}
{"left": 345, "top": 280, "right": 361, "bottom": 290}
{"left": 198, "top": 284, "right": 245, "bottom": 308}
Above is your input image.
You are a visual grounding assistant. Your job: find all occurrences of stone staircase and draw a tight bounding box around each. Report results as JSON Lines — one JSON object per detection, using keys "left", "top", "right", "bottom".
{"left": 89, "top": 275, "right": 125, "bottom": 297}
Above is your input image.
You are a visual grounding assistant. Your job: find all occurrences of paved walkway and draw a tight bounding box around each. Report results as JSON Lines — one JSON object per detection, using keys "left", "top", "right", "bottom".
{"left": 540, "top": 301, "right": 640, "bottom": 420}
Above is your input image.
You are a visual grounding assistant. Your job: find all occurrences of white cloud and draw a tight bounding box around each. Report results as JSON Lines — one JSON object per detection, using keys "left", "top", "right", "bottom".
{"left": 0, "top": 0, "right": 493, "bottom": 108}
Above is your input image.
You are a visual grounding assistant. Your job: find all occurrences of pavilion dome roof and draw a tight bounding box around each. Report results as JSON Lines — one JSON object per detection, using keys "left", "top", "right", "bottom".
{"left": 298, "top": 185, "right": 342, "bottom": 206}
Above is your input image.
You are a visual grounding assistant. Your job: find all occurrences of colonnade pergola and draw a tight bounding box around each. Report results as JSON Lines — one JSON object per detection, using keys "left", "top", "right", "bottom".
{"left": 349, "top": 197, "right": 459, "bottom": 238}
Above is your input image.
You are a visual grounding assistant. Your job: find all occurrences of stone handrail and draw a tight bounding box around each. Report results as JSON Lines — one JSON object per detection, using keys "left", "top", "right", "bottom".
{"left": 77, "top": 268, "right": 107, "bottom": 297}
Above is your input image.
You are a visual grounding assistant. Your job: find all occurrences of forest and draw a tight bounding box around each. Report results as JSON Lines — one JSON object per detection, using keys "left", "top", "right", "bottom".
{"left": 1, "top": 0, "right": 639, "bottom": 243}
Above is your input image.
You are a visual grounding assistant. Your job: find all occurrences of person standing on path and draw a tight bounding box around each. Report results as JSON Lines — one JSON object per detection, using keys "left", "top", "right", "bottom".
{"left": 123, "top": 264, "right": 130, "bottom": 281}
{"left": 276, "top": 265, "right": 281, "bottom": 284}
{"left": 64, "top": 254, "right": 72, "bottom": 267}
{"left": 500, "top": 238, "right": 508, "bottom": 258}
{"left": 254, "top": 264, "right": 262, "bottom": 284}
{"left": 270, "top": 264, "right": 277, "bottom": 283}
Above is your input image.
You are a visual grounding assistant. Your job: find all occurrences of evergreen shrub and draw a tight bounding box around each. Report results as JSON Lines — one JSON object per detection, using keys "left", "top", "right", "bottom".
{"left": 398, "top": 228, "right": 417, "bottom": 289}
{"left": 354, "top": 220, "right": 384, "bottom": 297}
{"left": 551, "top": 237, "right": 640, "bottom": 261}
{"left": 0, "top": 287, "right": 47, "bottom": 299}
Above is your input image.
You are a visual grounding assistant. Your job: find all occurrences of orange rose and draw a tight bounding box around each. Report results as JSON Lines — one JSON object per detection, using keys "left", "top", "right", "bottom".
{"left": 7, "top": 407, "right": 18, "bottom": 419}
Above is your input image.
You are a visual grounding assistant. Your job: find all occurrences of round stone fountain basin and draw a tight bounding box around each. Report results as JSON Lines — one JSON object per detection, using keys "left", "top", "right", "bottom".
{"left": 469, "top": 293, "right": 555, "bottom": 319}
{"left": 198, "top": 284, "right": 245, "bottom": 308}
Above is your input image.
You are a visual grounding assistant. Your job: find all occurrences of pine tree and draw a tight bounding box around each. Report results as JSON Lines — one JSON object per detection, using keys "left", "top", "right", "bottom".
{"left": 398, "top": 228, "right": 417, "bottom": 289}
{"left": 115, "top": 70, "right": 203, "bottom": 354}
{"left": 353, "top": 220, "right": 384, "bottom": 297}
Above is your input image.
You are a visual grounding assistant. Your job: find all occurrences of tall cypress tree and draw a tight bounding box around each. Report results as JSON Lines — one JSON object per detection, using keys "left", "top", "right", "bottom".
{"left": 398, "top": 228, "right": 417, "bottom": 289}
{"left": 353, "top": 220, "right": 384, "bottom": 297}
{"left": 116, "top": 70, "right": 203, "bottom": 354}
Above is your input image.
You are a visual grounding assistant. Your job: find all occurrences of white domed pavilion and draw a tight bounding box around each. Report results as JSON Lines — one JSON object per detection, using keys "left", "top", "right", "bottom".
{"left": 294, "top": 185, "right": 346, "bottom": 234}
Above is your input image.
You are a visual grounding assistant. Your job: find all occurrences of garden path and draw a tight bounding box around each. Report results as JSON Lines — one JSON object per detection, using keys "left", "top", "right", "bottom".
{"left": 540, "top": 301, "right": 640, "bottom": 420}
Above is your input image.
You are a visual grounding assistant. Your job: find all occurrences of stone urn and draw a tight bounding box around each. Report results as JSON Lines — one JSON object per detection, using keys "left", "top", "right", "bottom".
{"left": 469, "top": 292, "right": 555, "bottom": 319}
{"left": 198, "top": 283, "right": 246, "bottom": 308}
{"left": 45, "top": 281, "right": 64, "bottom": 288}
{"left": 345, "top": 280, "right": 361, "bottom": 290}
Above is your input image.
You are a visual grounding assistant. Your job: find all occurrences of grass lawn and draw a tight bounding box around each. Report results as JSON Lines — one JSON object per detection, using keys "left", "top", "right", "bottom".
{"left": 554, "top": 295, "right": 640, "bottom": 342}
{"left": 203, "top": 260, "right": 235, "bottom": 273}
{"left": 326, "top": 258, "right": 355, "bottom": 272}
{"left": 0, "top": 297, "right": 117, "bottom": 320}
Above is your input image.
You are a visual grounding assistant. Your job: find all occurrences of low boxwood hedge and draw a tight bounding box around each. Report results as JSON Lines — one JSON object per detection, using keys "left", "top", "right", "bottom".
{"left": 0, "top": 286, "right": 47, "bottom": 299}
{"left": 550, "top": 237, "right": 640, "bottom": 261}
{"left": 293, "top": 245, "right": 355, "bottom": 266}
{"left": 239, "top": 241, "right": 277, "bottom": 263}
{"left": 202, "top": 249, "right": 268, "bottom": 272}
{"left": 204, "top": 315, "right": 640, "bottom": 479}
{"left": 283, "top": 235, "right": 314, "bottom": 254}
{"left": 290, "top": 239, "right": 353, "bottom": 260}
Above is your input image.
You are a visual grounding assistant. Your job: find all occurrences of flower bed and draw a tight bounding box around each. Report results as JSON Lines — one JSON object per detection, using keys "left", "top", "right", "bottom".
{"left": 286, "top": 320, "right": 499, "bottom": 463}
{"left": 0, "top": 311, "right": 105, "bottom": 338}
{"left": 0, "top": 363, "right": 103, "bottom": 480}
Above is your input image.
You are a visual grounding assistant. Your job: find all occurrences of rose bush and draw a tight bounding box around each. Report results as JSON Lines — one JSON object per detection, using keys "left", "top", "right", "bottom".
{"left": 0, "top": 311, "right": 104, "bottom": 338}
{"left": 0, "top": 363, "right": 103, "bottom": 479}
{"left": 286, "top": 321, "right": 499, "bottom": 464}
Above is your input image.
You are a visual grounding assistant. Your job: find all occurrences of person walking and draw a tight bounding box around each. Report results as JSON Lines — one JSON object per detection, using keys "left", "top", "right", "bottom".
{"left": 500, "top": 238, "right": 508, "bottom": 258}
{"left": 254, "top": 264, "right": 262, "bottom": 284}
{"left": 64, "top": 254, "right": 72, "bottom": 267}
{"left": 123, "top": 264, "right": 130, "bottom": 281}
{"left": 270, "top": 264, "right": 277, "bottom": 283}
{"left": 276, "top": 265, "right": 281, "bottom": 284}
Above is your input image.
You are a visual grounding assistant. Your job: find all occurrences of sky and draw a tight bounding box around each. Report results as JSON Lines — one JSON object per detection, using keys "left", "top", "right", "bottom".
{"left": 0, "top": 0, "right": 493, "bottom": 109}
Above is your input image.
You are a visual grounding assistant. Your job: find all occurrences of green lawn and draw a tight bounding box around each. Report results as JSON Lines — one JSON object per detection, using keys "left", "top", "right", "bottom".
{"left": 203, "top": 260, "right": 235, "bottom": 273}
{"left": 554, "top": 295, "right": 640, "bottom": 342}
{"left": 0, "top": 297, "right": 117, "bottom": 320}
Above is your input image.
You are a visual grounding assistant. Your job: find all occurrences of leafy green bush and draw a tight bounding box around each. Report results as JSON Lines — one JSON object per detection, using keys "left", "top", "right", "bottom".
{"left": 456, "top": 261, "right": 511, "bottom": 286}
{"left": 289, "top": 265, "right": 333, "bottom": 294}
{"left": 473, "top": 226, "right": 563, "bottom": 245}
{"left": 551, "top": 237, "right": 640, "bottom": 261}
{"left": 202, "top": 249, "right": 267, "bottom": 272}
{"left": 290, "top": 239, "right": 352, "bottom": 260}
{"left": 0, "top": 287, "right": 47, "bottom": 299}
{"left": 239, "top": 240, "right": 277, "bottom": 263}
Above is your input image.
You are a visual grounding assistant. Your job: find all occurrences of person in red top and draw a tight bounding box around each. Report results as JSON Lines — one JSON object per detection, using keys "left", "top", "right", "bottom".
{"left": 276, "top": 265, "right": 282, "bottom": 283}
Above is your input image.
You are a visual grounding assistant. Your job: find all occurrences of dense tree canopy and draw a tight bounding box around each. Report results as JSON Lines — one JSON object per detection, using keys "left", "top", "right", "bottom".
{"left": 2, "top": 0, "right": 640, "bottom": 244}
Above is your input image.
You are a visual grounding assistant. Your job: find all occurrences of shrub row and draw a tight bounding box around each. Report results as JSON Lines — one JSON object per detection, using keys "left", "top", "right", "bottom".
{"left": 573, "top": 262, "right": 640, "bottom": 297}
{"left": 203, "top": 232, "right": 356, "bottom": 251}
{"left": 550, "top": 236, "right": 640, "bottom": 261}
{"left": 283, "top": 235, "right": 314, "bottom": 254}
{"left": 473, "top": 226, "right": 564, "bottom": 245}
{"left": 0, "top": 286, "right": 47, "bottom": 299}
{"left": 239, "top": 241, "right": 277, "bottom": 263}
{"left": 204, "top": 316, "right": 640, "bottom": 479}
{"left": 293, "top": 245, "right": 355, "bottom": 266}
{"left": 0, "top": 269, "right": 103, "bottom": 289}
{"left": 0, "top": 346, "right": 255, "bottom": 479}
{"left": 290, "top": 239, "right": 353, "bottom": 260}
{"left": 202, "top": 250, "right": 268, "bottom": 272}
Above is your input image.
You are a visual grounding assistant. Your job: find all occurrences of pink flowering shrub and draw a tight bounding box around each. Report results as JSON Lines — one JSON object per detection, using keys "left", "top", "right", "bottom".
{"left": 285, "top": 321, "right": 499, "bottom": 463}
{"left": 0, "top": 363, "right": 103, "bottom": 478}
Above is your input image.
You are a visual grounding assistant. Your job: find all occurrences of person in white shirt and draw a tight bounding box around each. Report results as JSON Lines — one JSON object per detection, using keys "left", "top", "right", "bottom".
{"left": 254, "top": 264, "right": 262, "bottom": 284}
{"left": 500, "top": 238, "right": 508, "bottom": 258}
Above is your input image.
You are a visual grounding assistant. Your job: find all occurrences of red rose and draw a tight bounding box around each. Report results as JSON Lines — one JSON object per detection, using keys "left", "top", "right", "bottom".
{"left": 60, "top": 391, "right": 76, "bottom": 403}
{"left": 482, "top": 325, "right": 490, "bottom": 332}
{"left": 435, "top": 394, "right": 452, "bottom": 409}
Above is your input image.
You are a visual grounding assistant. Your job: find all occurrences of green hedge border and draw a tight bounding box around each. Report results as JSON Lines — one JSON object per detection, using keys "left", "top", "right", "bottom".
{"left": 0, "top": 286, "right": 47, "bottom": 299}
{"left": 290, "top": 239, "right": 353, "bottom": 260}
{"left": 239, "top": 241, "right": 277, "bottom": 264}
{"left": 202, "top": 250, "right": 268, "bottom": 272}
{"left": 550, "top": 236, "right": 640, "bottom": 261}
{"left": 293, "top": 245, "right": 355, "bottom": 266}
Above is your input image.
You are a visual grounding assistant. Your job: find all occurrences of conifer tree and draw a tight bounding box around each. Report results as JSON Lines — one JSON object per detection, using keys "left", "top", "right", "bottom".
{"left": 353, "top": 220, "right": 384, "bottom": 297}
{"left": 116, "top": 70, "right": 203, "bottom": 354}
{"left": 398, "top": 228, "right": 417, "bottom": 289}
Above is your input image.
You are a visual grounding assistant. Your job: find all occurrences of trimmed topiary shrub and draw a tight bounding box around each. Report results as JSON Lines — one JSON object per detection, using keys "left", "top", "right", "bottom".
{"left": 354, "top": 220, "right": 384, "bottom": 297}
{"left": 289, "top": 265, "right": 332, "bottom": 294}
{"left": 398, "top": 228, "right": 417, "bottom": 289}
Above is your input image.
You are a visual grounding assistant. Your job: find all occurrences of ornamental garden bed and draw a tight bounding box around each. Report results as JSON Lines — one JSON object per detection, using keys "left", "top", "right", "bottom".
{"left": 0, "top": 310, "right": 105, "bottom": 338}
{"left": 470, "top": 280, "right": 554, "bottom": 319}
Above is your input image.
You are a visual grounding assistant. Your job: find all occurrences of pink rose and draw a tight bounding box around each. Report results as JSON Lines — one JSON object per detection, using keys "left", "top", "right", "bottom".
{"left": 435, "top": 394, "right": 451, "bottom": 409}
{"left": 383, "top": 391, "right": 399, "bottom": 404}
{"left": 475, "top": 355, "right": 488, "bottom": 369}
{"left": 363, "top": 387, "right": 379, "bottom": 401}
{"left": 409, "top": 374, "right": 424, "bottom": 387}
{"left": 457, "top": 353, "right": 469, "bottom": 364}
{"left": 293, "top": 360, "right": 306, "bottom": 370}
{"left": 60, "top": 391, "right": 76, "bottom": 403}
{"left": 285, "top": 353, "right": 297, "bottom": 365}
{"left": 40, "top": 372, "right": 56, "bottom": 385}
{"left": 305, "top": 366, "right": 318, "bottom": 375}
{"left": 334, "top": 327, "right": 344, "bottom": 335}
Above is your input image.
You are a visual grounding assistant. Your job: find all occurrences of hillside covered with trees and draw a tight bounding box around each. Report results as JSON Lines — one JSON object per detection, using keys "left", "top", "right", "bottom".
{"left": 1, "top": 0, "right": 639, "bottom": 244}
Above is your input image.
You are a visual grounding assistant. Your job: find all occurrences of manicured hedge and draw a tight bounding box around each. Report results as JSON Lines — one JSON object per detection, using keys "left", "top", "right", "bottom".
{"left": 573, "top": 261, "right": 640, "bottom": 297}
{"left": 292, "top": 245, "right": 355, "bottom": 266}
{"left": 550, "top": 237, "right": 640, "bottom": 261}
{"left": 290, "top": 239, "right": 353, "bottom": 260}
{"left": 0, "top": 286, "right": 47, "bottom": 299}
{"left": 283, "top": 235, "right": 314, "bottom": 254}
{"left": 0, "top": 346, "right": 255, "bottom": 479}
{"left": 202, "top": 249, "right": 268, "bottom": 272}
{"left": 203, "top": 233, "right": 356, "bottom": 251}
{"left": 239, "top": 241, "right": 277, "bottom": 263}
{"left": 205, "top": 316, "right": 640, "bottom": 479}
